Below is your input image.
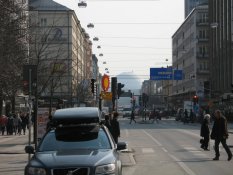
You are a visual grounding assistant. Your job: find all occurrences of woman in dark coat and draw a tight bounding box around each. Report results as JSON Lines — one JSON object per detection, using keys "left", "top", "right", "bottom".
{"left": 200, "top": 114, "right": 210, "bottom": 150}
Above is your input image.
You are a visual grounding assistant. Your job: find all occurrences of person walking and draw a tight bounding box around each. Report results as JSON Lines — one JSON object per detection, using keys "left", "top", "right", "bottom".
{"left": 129, "top": 110, "right": 136, "bottom": 124}
{"left": 0, "top": 115, "right": 8, "bottom": 135}
{"left": 200, "top": 114, "right": 210, "bottom": 150}
{"left": 150, "top": 108, "right": 159, "bottom": 124}
{"left": 183, "top": 109, "right": 189, "bottom": 124}
{"left": 21, "top": 113, "right": 28, "bottom": 135}
{"left": 111, "top": 112, "right": 120, "bottom": 144}
{"left": 104, "top": 114, "right": 112, "bottom": 133}
{"left": 210, "top": 110, "right": 232, "bottom": 161}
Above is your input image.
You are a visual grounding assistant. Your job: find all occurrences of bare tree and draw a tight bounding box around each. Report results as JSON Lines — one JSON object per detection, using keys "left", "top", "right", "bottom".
{"left": 0, "top": 0, "right": 29, "bottom": 115}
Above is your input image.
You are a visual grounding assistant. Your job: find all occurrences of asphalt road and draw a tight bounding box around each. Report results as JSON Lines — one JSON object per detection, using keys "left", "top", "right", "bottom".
{"left": 0, "top": 117, "right": 232, "bottom": 175}
{"left": 120, "top": 117, "right": 233, "bottom": 175}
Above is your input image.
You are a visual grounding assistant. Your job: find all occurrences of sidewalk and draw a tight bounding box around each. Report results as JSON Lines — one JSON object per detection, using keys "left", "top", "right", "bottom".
{"left": 0, "top": 134, "right": 31, "bottom": 154}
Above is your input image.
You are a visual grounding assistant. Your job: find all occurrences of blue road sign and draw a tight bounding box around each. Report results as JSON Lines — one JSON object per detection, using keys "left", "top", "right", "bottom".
{"left": 173, "top": 70, "right": 183, "bottom": 80}
{"left": 150, "top": 68, "right": 173, "bottom": 80}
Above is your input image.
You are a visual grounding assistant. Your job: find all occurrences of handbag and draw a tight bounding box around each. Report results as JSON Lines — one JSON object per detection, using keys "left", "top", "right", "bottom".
{"left": 200, "top": 138, "right": 204, "bottom": 144}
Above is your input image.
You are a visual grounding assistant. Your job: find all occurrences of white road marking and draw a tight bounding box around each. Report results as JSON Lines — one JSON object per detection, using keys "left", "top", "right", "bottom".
{"left": 162, "top": 147, "right": 168, "bottom": 152}
{"left": 142, "top": 148, "right": 154, "bottom": 153}
{"left": 142, "top": 130, "right": 162, "bottom": 146}
{"left": 143, "top": 130, "right": 197, "bottom": 175}
{"left": 168, "top": 154, "right": 196, "bottom": 175}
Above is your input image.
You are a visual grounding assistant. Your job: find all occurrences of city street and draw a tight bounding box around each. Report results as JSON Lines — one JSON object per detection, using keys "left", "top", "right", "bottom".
{"left": 0, "top": 117, "right": 233, "bottom": 175}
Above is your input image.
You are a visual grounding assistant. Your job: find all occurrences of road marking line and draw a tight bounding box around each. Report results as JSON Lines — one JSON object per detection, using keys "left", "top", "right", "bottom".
{"left": 142, "top": 148, "right": 154, "bottom": 153}
{"left": 142, "top": 130, "right": 162, "bottom": 146}
{"left": 168, "top": 154, "right": 196, "bottom": 175}
{"left": 162, "top": 147, "right": 168, "bottom": 152}
{"left": 143, "top": 130, "right": 196, "bottom": 175}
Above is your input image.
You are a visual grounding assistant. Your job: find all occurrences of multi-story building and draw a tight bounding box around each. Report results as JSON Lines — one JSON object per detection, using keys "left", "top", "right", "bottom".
{"left": 29, "top": 0, "right": 92, "bottom": 106}
{"left": 209, "top": 0, "right": 233, "bottom": 98}
{"left": 185, "top": 0, "right": 208, "bottom": 18}
{"left": 172, "top": 5, "right": 209, "bottom": 108}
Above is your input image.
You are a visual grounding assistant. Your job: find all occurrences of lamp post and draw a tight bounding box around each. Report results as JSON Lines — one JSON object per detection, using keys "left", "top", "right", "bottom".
{"left": 78, "top": 0, "right": 87, "bottom": 8}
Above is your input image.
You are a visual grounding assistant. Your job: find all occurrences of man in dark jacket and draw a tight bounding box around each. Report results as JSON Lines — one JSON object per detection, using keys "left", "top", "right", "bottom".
{"left": 210, "top": 110, "right": 232, "bottom": 161}
{"left": 111, "top": 112, "right": 120, "bottom": 143}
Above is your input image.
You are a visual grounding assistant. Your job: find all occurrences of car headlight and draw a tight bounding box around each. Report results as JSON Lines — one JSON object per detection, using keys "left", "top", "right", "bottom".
{"left": 28, "top": 167, "right": 46, "bottom": 175}
{"left": 95, "top": 163, "right": 116, "bottom": 174}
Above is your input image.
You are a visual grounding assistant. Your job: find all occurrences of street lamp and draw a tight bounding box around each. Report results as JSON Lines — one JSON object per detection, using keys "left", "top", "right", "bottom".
{"left": 99, "top": 53, "right": 103, "bottom": 57}
{"left": 78, "top": 0, "right": 87, "bottom": 8}
{"left": 97, "top": 45, "right": 101, "bottom": 49}
{"left": 87, "top": 23, "right": 94, "bottom": 28}
{"left": 93, "top": 37, "right": 99, "bottom": 41}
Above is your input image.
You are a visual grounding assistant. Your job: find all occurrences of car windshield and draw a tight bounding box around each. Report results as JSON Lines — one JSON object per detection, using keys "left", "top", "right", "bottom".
{"left": 38, "top": 128, "right": 111, "bottom": 151}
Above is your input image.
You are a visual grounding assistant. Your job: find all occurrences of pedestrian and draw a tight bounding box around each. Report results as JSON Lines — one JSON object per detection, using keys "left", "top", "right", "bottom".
{"left": 7, "top": 114, "right": 14, "bottom": 135}
{"left": 200, "top": 114, "right": 210, "bottom": 151}
{"left": 104, "top": 114, "right": 112, "bottom": 132}
{"left": 15, "top": 113, "right": 22, "bottom": 135}
{"left": 210, "top": 110, "right": 232, "bottom": 161}
{"left": 129, "top": 110, "right": 136, "bottom": 124}
{"left": 46, "top": 115, "right": 53, "bottom": 132}
{"left": 21, "top": 112, "right": 28, "bottom": 135}
{"left": 0, "top": 115, "right": 8, "bottom": 135}
{"left": 150, "top": 108, "right": 159, "bottom": 124}
{"left": 111, "top": 111, "right": 120, "bottom": 143}
{"left": 183, "top": 109, "right": 189, "bottom": 124}
{"left": 189, "top": 109, "right": 195, "bottom": 123}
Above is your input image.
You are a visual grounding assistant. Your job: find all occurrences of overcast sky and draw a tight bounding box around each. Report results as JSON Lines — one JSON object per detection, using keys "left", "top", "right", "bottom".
{"left": 54, "top": 0, "right": 184, "bottom": 81}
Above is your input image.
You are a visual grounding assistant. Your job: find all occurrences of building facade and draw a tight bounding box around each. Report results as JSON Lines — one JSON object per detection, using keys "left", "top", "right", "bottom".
{"left": 185, "top": 0, "right": 208, "bottom": 17}
{"left": 209, "top": 0, "right": 233, "bottom": 98}
{"left": 29, "top": 0, "right": 93, "bottom": 106}
{"left": 172, "top": 5, "right": 209, "bottom": 108}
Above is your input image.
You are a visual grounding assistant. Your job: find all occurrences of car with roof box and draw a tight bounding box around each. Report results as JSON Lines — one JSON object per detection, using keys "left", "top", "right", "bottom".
{"left": 24, "top": 107, "right": 127, "bottom": 175}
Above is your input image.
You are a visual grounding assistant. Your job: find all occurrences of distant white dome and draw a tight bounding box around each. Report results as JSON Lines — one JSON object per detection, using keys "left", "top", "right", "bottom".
{"left": 117, "top": 72, "right": 142, "bottom": 90}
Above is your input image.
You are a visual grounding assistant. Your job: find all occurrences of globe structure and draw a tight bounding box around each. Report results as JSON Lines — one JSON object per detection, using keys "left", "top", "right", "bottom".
{"left": 116, "top": 72, "right": 142, "bottom": 91}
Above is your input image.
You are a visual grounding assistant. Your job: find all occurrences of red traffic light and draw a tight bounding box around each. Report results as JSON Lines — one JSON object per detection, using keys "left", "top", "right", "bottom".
{"left": 193, "top": 95, "right": 198, "bottom": 103}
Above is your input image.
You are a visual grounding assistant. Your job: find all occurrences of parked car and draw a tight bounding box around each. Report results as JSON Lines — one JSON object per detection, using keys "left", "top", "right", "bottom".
{"left": 24, "top": 107, "right": 127, "bottom": 175}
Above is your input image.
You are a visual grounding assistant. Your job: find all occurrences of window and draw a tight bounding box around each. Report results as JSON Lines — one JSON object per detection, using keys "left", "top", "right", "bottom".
{"left": 40, "top": 18, "right": 47, "bottom": 26}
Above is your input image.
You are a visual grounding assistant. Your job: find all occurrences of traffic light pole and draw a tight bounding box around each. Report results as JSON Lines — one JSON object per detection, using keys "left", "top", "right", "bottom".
{"left": 28, "top": 69, "right": 32, "bottom": 161}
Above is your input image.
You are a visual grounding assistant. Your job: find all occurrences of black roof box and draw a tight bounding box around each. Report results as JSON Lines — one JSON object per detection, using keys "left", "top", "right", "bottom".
{"left": 53, "top": 107, "right": 101, "bottom": 125}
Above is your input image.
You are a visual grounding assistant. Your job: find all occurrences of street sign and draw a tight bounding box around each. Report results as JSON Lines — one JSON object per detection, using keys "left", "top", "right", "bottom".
{"left": 173, "top": 70, "right": 183, "bottom": 80}
{"left": 101, "top": 91, "right": 112, "bottom": 100}
{"left": 150, "top": 68, "right": 173, "bottom": 80}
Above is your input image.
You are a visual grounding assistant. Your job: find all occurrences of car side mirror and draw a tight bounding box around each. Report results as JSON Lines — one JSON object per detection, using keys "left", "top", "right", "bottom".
{"left": 117, "top": 142, "right": 127, "bottom": 151}
{"left": 25, "top": 145, "right": 35, "bottom": 154}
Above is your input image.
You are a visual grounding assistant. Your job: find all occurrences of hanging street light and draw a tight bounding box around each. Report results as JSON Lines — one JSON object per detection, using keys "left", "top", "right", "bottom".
{"left": 93, "top": 37, "right": 99, "bottom": 41}
{"left": 87, "top": 23, "right": 94, "bottom": 28}
{"left": 97, "top": 45, "right": 101, "bottom": 49}
{"left": 78, "top": 1, "right": 87, "bottom": 8}
{"left": 99, "top": 53, "right": 103, "bottom": 57}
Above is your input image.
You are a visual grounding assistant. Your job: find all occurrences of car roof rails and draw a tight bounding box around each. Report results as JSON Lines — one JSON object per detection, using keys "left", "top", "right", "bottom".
{"left": 52, "top": 107, "right": 101, "bottom": 126}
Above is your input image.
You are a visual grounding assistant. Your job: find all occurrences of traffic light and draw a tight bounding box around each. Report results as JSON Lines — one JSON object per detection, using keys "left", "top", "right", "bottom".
{"left": 139, "top": 95, "right": 142, "bottom": 106}
{"left": 117, "top": 83, "right": 124, "bottom": 98}
{"left": 111, "top": 77, "right": 117, "bottom": 99}
{"left": 231, "top": 83, "right": 233, "bottom": 93}
{"left": 91, "top": 79, "right": 96, "bottom": 94}
{"left": 192, "top": 95, "right": 198, "bottom": 105}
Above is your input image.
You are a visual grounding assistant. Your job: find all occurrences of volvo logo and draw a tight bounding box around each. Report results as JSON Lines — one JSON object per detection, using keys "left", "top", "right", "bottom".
{"left": 66, "top": 168, "right": 80, "bottom": 175}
